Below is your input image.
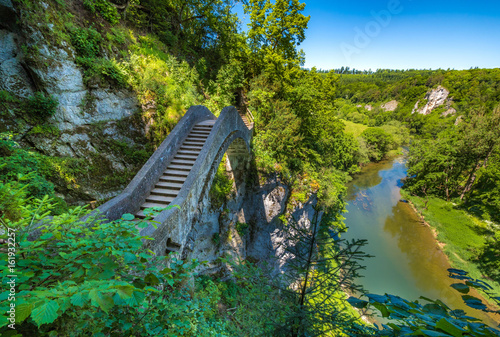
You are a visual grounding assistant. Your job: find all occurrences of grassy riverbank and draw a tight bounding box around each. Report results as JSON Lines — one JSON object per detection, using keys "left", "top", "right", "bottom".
{"left": 401, "top": 190, "right": 500, "bottom": 296}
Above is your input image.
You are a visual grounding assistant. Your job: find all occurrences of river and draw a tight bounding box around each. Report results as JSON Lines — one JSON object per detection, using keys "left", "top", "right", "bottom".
{"left": 342, "top": 155, "right": 499, "bottom": 326}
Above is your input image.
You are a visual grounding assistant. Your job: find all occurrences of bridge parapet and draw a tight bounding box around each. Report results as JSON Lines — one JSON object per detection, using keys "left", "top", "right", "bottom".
{"left": 95, "top": 106, "right": 216, "bottom": 221}
{"left": 135, "top": 106, "right": 252, "bottom": 256}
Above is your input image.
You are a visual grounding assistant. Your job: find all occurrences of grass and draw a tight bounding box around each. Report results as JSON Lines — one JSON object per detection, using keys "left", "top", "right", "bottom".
{"left": 403, "top": 191, "right": 500, "bottom": 295}
{"left": 342, "top": 119, "right": 368, "bottom": 138}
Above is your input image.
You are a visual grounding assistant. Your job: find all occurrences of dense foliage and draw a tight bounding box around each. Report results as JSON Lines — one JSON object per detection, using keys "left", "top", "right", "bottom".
{"left": 2, "top": 0, "right": 500, "bottom": 335}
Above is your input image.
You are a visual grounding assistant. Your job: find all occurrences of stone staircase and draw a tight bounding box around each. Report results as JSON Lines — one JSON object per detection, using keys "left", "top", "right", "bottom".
{"left": 135, "top": 120, "right": 216, "bottom": 219}
{"left": 238, "top": 110, "right": 253, "bottom": 129}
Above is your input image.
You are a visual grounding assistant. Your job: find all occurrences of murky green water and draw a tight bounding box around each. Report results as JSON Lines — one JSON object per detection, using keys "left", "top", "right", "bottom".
{"left": 343, "top": 156, "right": 499, "bottom": 326}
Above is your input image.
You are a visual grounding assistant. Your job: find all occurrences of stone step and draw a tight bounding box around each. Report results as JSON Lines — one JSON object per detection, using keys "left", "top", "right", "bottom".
{"left": 177, "top": 149, "right": 200, "bottom": 156}
{"left": 151, "top": 187, "right": 178, "bottom": 197}
{"left": 171, "top": 158, "right": 196, "bottom": 165}
{"left": 197, "top": 120, "right": 216, "bottom": 126}
{"left": 184, "top": 135, "right": 207, "bottom": 143}
{"left": 193, "top": 126, "right": 213, "bottom": 131}
{"left": 167, "top": 164, "right": 192, "bottom": 171}
{"left": 135, "top": 211, "right": 147, "bottom": 219}
{"left": 183, "top": 142, "right": 205, "bottom": 148}
{"left": 180, "top": 145, "right": 204, "bottom": 151}
{"left": 164, "top": 169, "right": 190, "bottom": 177}
{"left": 190, "top": 130, "right": 211, "bottom": 136}
{"left": 159, "top": 175, "right": 186, "bottom": 183}
{"left": 140, "top": 202, "right": 171, "bottom": 210}
{"left": 184, "top": 137, "right": 206, "bottom": 143}
{"left": 146, "top": 194, "right": 175, "bottom": 204}
{"left": 188, "top": 131, "right": 210, "bottom": 139}
{"left": 156, "top": 181, "right": 183, "bottom": 189}
{"left": 174, "top": 154, "right": 197, "bottom": 161}
{"left": 192, "top": 127, "right": 213, "bottom": 132}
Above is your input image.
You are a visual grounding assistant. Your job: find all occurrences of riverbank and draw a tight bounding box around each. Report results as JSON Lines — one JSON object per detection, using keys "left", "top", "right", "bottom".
{"left": 401, "top": 190, "right": 500, "bottom": 297}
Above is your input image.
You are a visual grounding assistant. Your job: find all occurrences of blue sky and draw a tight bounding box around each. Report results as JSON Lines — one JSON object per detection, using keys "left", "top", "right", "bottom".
{"left": 234, "top": 0, "right": 500, "bottom": 71}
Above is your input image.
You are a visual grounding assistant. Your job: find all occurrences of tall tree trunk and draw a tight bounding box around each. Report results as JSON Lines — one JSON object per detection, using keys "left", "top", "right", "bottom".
{"left": 460, "top": 147, "right": 494, "bottom": 201}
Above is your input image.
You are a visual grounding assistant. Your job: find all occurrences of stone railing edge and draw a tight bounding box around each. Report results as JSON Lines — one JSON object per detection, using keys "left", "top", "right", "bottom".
{"left": 139, "top": 106, "right": 251, "bottom": 254}
{"left": 94, "top": 105, "right": 217, "bottom": 221}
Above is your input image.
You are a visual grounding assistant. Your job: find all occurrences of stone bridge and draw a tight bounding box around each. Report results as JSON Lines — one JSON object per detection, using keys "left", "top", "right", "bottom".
{"left": 95, "top": 105, "right": 253, "bottom": 256}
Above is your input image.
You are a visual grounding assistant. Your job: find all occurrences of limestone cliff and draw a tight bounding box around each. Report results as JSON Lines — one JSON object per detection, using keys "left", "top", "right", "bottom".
{"left": 412, "top": 85, "right": 456, "bottom": 116}
{"left": 184, "top": 159, "right": 319, "bottom": 274}
{"left": 0, "top": 0, "right": 149, "bottom": 203}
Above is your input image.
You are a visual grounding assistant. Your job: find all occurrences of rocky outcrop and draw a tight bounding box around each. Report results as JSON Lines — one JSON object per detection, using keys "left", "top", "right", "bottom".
{"left": 441, "top": 107, "right": 457, "bottom": 117}
{"left": 381, "top": 100, "right": 398, "bottom": 112}
{"left": 0, "top": 0, "right": 149, "bottom": 202}
{"left": 412, "top": 85, "right": 454, "bottom": 115}
{"left": 185, "top": 170, "right": 320, "bottom": 276}
{"left": 0, "top": 30, "right": 34, "bottom": 98}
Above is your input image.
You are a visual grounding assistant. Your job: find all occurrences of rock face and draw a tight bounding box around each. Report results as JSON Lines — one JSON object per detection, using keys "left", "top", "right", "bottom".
{"left": 381, "top": 100, "right": 398, "bottom": 112}
{"left": 186, "top": 170, "right": 319, "bottom": 276}
{"left": 0, "top": 30, "right": 34, "bottom": 98}
{"left": 412, "top": 85, "right": 454, "bottom": 115}
{"left": 0, "top": 1, "right": 148, "bottom": 202}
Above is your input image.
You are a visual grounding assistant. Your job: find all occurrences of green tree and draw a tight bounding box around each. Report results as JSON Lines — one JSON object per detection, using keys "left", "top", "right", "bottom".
{"left": 243, "top": 0, "right": 310, "bottom": 80}
{"left": 360, "top": 127, "right": 393, "bottom": 161}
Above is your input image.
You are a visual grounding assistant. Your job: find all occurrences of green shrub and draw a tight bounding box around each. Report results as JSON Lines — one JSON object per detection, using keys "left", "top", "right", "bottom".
{"left": 76, "top": 56, "right": 127, "bottom": 87}
{"left": 360, "top": 127, "right": 393, "bottom": 161}
{"left": 209, "top": 158, "right": 233, "bottom": 208}
{"left": 0, "top": 196, "right": 227, "bottom": 335}
{"left": 69, "top": 26, "right": 102, "bottom": 58}
{"left": 235, "top": 221, "right": 249, "bottom": 237}
{"left": 28, "top": 124, "right": 61, "bottom": 137}
{"left": 0, "top": 145, "right": 55, "bottom": 199}
{"left": 212, "top": 232, "right": 220, "bottom": 245}
{"left": 83, "top": 0, "right": 120, "bottom": 24}
{"left": 0, "top": 90, "right": 17, "bottom": 114}
{"left": 25, "top": 92, "right": 59, "bottom": 120}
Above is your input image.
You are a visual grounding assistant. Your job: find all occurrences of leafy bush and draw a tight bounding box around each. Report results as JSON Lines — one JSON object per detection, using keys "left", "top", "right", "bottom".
{"left": 0, "top": 194, "right": 228, "bottom": 335}
{"left": 69, "top": 26, "right": 102, "bottom": 58}
{"left": 0, "top": 90, "right": 17, "bottom": 114}
{"left": 0, "top": 141, "right": 55, "bottom": 199}
{"left": 209, "top": 158, "right": 233, "bottom": 208}
{"left": 348, "top": 269, "right": 500, "bottom": 336}
{"left": 235, "top": 221, "right": 249, "bottom": 237}
{"left": 24, "top": 92, "right": 58, "bottom": 120}
{"left": 360, "top": 127, "right": 393, "bottom": 161}
{"left": 83, "top": 0, "right": 120, "bottom": 24}
{"left": 76, "top": 57, "right": 127, "bottom": 87}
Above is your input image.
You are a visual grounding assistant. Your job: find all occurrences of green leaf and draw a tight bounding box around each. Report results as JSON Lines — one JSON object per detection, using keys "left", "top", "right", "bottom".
{"left": 124, "top": 290, "right": 145, "bottom": 306}
{"left": 40, "top": 233, "right": 53, "bottom": 240}
{"left": 435, "top": 318, "right": 466, "bottom": 337}
{"left": 373, "top": 302, "right": 390, "bottom": 318}
{"left": 31, "top": 300, "right": 59, "bottom": 326}
{"left": 461, "top": 295, "right": 487, "bottom": 310}
{"left": 419, "top": 329, "right": 454, "bottom": 337}
{"left": 366, "top": 293, "right": 388, "bottom": 304}
{"left": 114, "top": 285, "right": 134, "bottom": 299}
{"left": 95, "top": 293, "right": 114, "bottom": 313}
{"left": 422, "top": 303, "right": 448, "bottom": 317}
{"left": 124, "top": 252, "right": 136, "bottom": 263}
{"left": 15, "top": 303, "right": 34, "bottom": 323}
{"left": 122, "top": 213, "right": 135, "bottom": 221}
{"left": 347, "top": 297, "right": 368, "bottom": 309}
{"left": 450, "top": 283, "right": 470, "bottom": 294}
{"left": 70, "top": 292, "right": 85, "bottom": 307}
{"left": 145, "top": 273, "right": 160, "bottom": 285}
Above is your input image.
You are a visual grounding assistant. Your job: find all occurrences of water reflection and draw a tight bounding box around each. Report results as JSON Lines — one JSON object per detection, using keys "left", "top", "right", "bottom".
{"left": 343, "top": 156, "right": 499, "bottom": 326}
